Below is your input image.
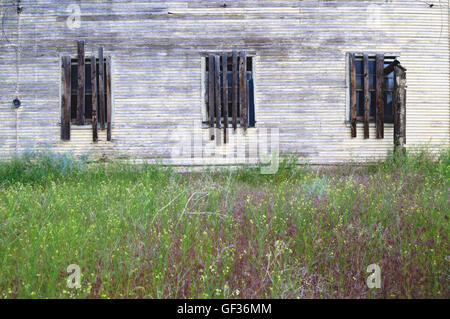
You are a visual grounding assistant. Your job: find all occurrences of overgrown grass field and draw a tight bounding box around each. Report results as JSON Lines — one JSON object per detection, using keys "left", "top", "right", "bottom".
{"left": 0, "top": 149, "right": 448, "bottom": 298}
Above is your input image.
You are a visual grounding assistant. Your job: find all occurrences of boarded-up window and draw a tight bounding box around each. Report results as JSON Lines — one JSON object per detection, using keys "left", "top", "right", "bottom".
{"left": 70, "top": 58, "right": 107, "bottom": 125}
{"left": 348, "top": 53, "right": 406, "bottom": 141}
{"left": 61, "top": 42, "right": 112, "bottom": 141}
{"left": 204, "top": 52, "right": 255, "bottom": 142}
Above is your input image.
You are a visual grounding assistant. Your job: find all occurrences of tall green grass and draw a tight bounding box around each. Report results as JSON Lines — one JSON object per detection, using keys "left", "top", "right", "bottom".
{"left": 0, "top": 148, "right": 448, "bottom": 298}
{"left": 0, "top": 151, "right": 85, "bottom": 187}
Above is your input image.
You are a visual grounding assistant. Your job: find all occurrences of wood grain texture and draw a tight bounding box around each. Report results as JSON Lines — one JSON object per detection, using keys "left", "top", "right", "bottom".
{"left": 106, "top": 56, "right": 112, "bottom": 141}
{"left": 208, "top": 54, "right": 215, "bottom": 140}
{"left": 239, "top": 51, "right": 247, "bottom": 130}
{"left": 61, "top": 56, "right": 71, "bottom": 141}
{"left": 398, "top": 66, "right": 407, "bottom": 146}
{"left": 232, "top": 51, "right": 238, "bottom": 131}
{"left": 363, "top": 54, "right": 369, "bottom": 139}
{"left": 350, "top": 53, "right": 357, "bottom": 138}
{"left": 76, "top": 40, "right": 85, "bottom": 125}
{"left": 91, "top": 55, "right": 98, "bottom": 142}
{"left": 384, "top": 60, "right": 400, "bottom": 75}
{"left": 214, "top": 55, "right": 221, "bottom": 129}
{"left": 376, "top": 54, "right": 384, "bottom": 139}
{"left": 98, "top": 47, "right": 105, "bottom": 130}
{"left": 222, "top": 52, "right": 228, "bottom": 143}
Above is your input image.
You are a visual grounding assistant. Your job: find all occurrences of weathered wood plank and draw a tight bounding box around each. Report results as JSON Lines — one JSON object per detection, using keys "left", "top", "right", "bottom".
{"left": 222, "top": 52, "right": 228, "bottom": 143}
{"left": 98, "top": 47, "right": 105, "bottom": 130}
{"left": 214, "top": 55, "right": 221, "bottom": 129}
{"left": 376, "top": 54, "right": 384, "bottom": 139}
{"left": 384, "top": 59, "right": 400, "bottom": 75}
{"left": 204, "top": 69, "right": 209, "bottom": 115}
{"left": 363, "top": 54, "right": 369, "bottom": 139}
{"left": 91, "top": 55, "right": 98, "bottom": 142}
{"left": 239, "top": 51, "right": 247, "bottom": 130}
{"left": 400, "top": 68, "right": 407, "bottom": 146}
{"left": 395, "top": 65, "right": 407, "bottom": 146}
{"left": 106, "top": 56, "right": 112, "bottom": 141}
{"left": 61, "top": 56, "right": 71, "bottom": 141}
{"left": 349, "top": 53, "right": 357, "bottom": 138}
{"left": 393, "top": 66, "right": 399, "bottom": 146}
{"left": 76, "top": 40, "right": 85, "bottom": 125}
{"left": 208, "top": 54, "right": 215, "bottom": 140}
{"left": 232, "top": 51, "right": 238, "bottom": 131}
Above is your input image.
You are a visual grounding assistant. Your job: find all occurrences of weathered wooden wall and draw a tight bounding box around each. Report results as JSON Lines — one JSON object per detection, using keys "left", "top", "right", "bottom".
{"left": 0, "top": 0, "right": 448, "bottom": 164}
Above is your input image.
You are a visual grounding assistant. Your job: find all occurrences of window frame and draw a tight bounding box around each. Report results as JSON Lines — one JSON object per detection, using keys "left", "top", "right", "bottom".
{"left": 60, "top": 54, "right": 114, "bottom": 131}
{"left": 200, "top": 53, "right": 257, "bottom": 128}
{"left": 345, "top": 52, "right": 400, "bottom": 126}
{"left": 69, "top": 57, "right": 109, "bottom": 127}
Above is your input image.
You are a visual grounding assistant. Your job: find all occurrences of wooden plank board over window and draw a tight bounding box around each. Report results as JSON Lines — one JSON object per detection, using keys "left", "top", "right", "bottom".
{"left": 208, "top": 54, "right": 215, "bottom": 140}
{"left": 232, "top": 51, "right": 238, "bottom": 131}
{"left": 376, "top": 54, "right": 384, "bottom": 139}
{"left": 61, "top": 56, "right": 71, "bottom": 141}
{"left": 222, "top": 52, "right": 228, "bottom": 143}
{"left": 363, "top": 54, "right": 369, "bottom": 139}
{"left": 203, "top": 52, "right": 255, "bottom": 134}
{"left": 394, "top": 65, "right": 407, "bottom": 146}
{"left": 239, "top": 51, "right": 248, "bottom": 130}
{"left": 106, "top": 56, "right": 112, "bottom": 141}
{"left": 214, "top": 55, "right": 221, "bottom": 130}
{"left": 98, "top": 47, "right": 105, "bottom": 130}
{"left": 348, "top": 53, "right": 404, "bottom": 143}
{"left": 384, "top": 60, "right": 400, "bottom": 75}
{"left": 59, "top": 41, "right": 114, "bottom": 142}
{"left": 399, "top": 67, "right": 407, "bottom": 145}
{"left": 76, "top": 40, "right": 85, "bottom": 125}
{"left": 91, "top": 55, "right": 98, "bottom": 142}
{"left": 349, "top": 53, "right": 357, "bottom": 138}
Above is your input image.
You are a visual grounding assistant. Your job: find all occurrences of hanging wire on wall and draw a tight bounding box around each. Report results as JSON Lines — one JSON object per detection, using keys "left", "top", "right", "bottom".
{"left": 1, "top": 0, "right": 22, "bottom": 108}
